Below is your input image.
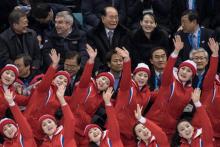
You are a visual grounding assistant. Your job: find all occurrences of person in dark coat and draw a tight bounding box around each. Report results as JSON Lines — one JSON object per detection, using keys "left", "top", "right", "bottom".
{"left": 87, "top": 6, "right": 130, "bottom": 71}
{"left": 0, "top": 9, "right": 41, "bottom": 69}
{"left": 171, "top": 0, "right": 213, "bottom": 32}
{"left": 81, "top": 0, "right": 126, "bottom": 31}
{"left": 129, "top": 12, "right": 170, "bottom": 70}
{"left": 29, "top": 2, "right": 71, "bottom": 46}
{"left": 176, "top": 10, "right": 215, "bottom": 63}
{"left": 42, "top": 11, "right": 87, "bottom": 71}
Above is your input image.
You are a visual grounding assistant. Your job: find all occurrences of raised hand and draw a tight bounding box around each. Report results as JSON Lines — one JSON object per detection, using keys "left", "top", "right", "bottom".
{"left": 134, "top": 104, "right": 143, "bottom": 121}
{"left": 208, "top": 38, "right": 219, "bottom": 57}
{"left": 56, "top": 84, "right": 67, "bottom": 106}
{"left": 191, "top": 88, "right": 201, "bottom": 103}
{"left": 102, "top": 87, "right": 114, "bottom": 105}
{"left": 86, "top": 44, "right": 97, "bottom": 62}
{"left": 4, "top": 89, "right": 15, "bottom": 105}
{"left": 173, "top": 35, "right": 184, "bottom": 52}
{"left": 49, "top": 49, "right": 60, "bottom": 68}
{"left": 115, "top": 47, "right": 130, "bottom": 61}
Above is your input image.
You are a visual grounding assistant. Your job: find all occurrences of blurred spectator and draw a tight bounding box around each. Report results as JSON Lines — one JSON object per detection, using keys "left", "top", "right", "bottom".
{"left": 171, "top": 0, "right": 212, "bottom": 32}
{"left": 0, "top": 9, "right": 41, "bottom": 69}
{"left": 189, "top": 48, "right": 209, "bottom": 88}
{"left": 148, "top": 46, "right": 167, "bottom": 91}
{"left": 176, "top": 10, "right": 214, "bottom": 62}
{"left": 87, "top": 6, "right": 130, "bottom": 71}
{"left": 29, "top": 3, "right": 70, "bottom": 46}
{"left": 42, "top": 11, "right": 87, "bottom": 71}
{"left": 81, "top": 0, "right": 126, "bottom": 31}
{"left": 63, "top": 51, "right": 81, "bottom": 96}
{"left": 14, "top": 54, "right": 40, "bottom": 89}
{"left": 129, "top": 12, "right": 170, "bottom": 70}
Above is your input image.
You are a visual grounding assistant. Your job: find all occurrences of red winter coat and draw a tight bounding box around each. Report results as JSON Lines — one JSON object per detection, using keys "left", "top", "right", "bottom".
{"left": 115, "top": 60, "right": 151, "bottom": 147}
{"left": 3, "top": 104, "right": 37, "bottom": 147}
{"left": 0, "top": 82, "right": 29, "bottom": 118}
{"left": 137, "top": 119, "right": 169, "bottom": 147}
{"left": 146, "top": 55, "right": 193, "bottom": 141}
{"left": 179, "top": 105, "right": 213, "bottom": 147}
{"left": 40, "top": 104, "right": 77, "bottom": 147}
{"left": 200, "top": 56, "right": 219, "bottom": 146}
{"left": 68, "top": 61, "right": 104, "bottom": 146}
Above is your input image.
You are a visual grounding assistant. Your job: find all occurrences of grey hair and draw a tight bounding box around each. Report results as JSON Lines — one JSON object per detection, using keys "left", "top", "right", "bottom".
{"left": 189, "top": 48, "right": 209, "bottom": 60}
{"left": 56, "top": 11, "right": 73, "bottom": 25}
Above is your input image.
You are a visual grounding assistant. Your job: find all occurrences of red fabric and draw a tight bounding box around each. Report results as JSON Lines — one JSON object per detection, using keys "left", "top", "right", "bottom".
{"left": 40, "top": 105, "right": 77, "bottom": 147}
{"left": 68, "top": 61, "right": 104, "bottom": 146}
{"left": 115, "top": 60, "right": 151, "bottom": 146}
{"left": 2, "top": 104, "right": 37, "bottom": 147}
{"left": 179, "top": 106, "right": 214, "bottom": 147}
{"left": 137, "top": 119, "right": 169, "bottom": 147}
{"left": 200, "top": 56, "right": 220, "bottom": 141}
{"left": 146, "top": 55, "right": 193, "bottom": 141}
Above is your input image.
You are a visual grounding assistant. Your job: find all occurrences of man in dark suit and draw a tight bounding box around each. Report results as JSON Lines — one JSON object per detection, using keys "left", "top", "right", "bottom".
{"left": 148, "top": 46, "right": 168, "bottom": 91}
{"left": 87, "top": 6, "right": 130, "bottom": 71}
{"left": 176, "top": 10, "right": 214, "bottom": 63}
{"left": 171, "top": 0, "right": 212, "bottom": 32}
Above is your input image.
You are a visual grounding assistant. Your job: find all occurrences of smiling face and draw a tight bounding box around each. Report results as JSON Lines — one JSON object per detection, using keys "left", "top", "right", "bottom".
{"left": 53, "top": 75, "right": 68, "bottom": 87}
{"left": 134, "top": 123, "right": 152, "bottom": 141}
{"left": 13, "top": 16, "right": 28, "bottom": 34}
{"left": 41, "top": 118, "right": 57, "bottom": 136}
{"left": 88, "top": 127, "right": 102, "bottom": 143}
{"left": 95, "top": 76, "right": 110, "bottom": 91}
{"left": 177, "top": 121, "right": 194, "bottom": 140}
{"left": 1, "top": 70, "right": 16, "bottom": 86}
{"left": 140, "top": 14, "right": 157, "bottom": 34}
{"left": 101, "top": 7, "right": 119, "bottom": 30}
{"left": 178, "top": 66, "right": 193, "bottom": 82}
{"left": 191, "top": 51, "right": 208, "bottom": 71}
{"left": 134, "top": 71, "right": 149, "bottom": 87}
{"left": 3, "top": 124, "right": 18, "bottom": 139}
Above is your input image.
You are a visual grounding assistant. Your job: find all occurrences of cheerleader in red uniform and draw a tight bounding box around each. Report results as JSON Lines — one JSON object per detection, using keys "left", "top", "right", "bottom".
{"left": 84, "top": 87, "right": 124, "bottom": 147}
{"left": 39, "top": 85, "right": 77, "bottom": 147}
{"left": 175, "top": 89, "right": 213, "bottom": 147}
{"left": 68, "top": 44, "right": 115, "bottom": 146}
{"left": 0, "top": 64, "right": 28, "bottom": 118}
{"left": 133, "top": 104, "right": 169, "bottom": 147}
{"left": 146, "top": 36, "right": 196, "bottom": 141}
{"left": 114, "top": 47, "right": 152, "bottom": 147}
{"left": 0, "top": 89, "right": 37, "bottom": 147}
{"left": 199, "top": 38, "right": 220, "bottom": 146}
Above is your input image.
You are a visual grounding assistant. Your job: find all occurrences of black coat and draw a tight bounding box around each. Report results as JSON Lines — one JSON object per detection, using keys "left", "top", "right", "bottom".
{"left": 87, "top": 22, "right": 131, "bottom": 71}
{"left": 176, "top": 27, "right": 214, "bottom": 63}
{"left": 129, "top": 27, "right": 170, "bottom": 70}
{"left": 171, "top": 0, "right": 213, "bottom": 32}
{"left": 42, "top": 26, "right": 87, "bottom": 70}
{"left": 148, "top": 70, "right": 162, "bottom": 91}
{"left": 0, "top": 28, "right": 41, "bottom": 68}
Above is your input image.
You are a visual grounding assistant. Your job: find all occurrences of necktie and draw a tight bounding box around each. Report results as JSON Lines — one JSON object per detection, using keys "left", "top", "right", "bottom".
{"left": 108, "top": 31, "right": 113, "bottom": 45}
{"left": 190, "top": 34, "right": 197, "bottom": 49}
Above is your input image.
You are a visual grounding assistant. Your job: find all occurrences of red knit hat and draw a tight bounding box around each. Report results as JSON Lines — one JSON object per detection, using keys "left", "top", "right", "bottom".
{"left": 0, "top": 118, "right": 17, "bottom": 134}
{"left": 54, "top": 71, "right": 71, "bottom": 85}
{"left": 38, "top": 114, "right": 56, "bottom": 126}
{"left": 29, "top": 74, "right": 44, "bottom": 86}
{"left": 84, "top": 124, "right": 102, "bottom": 137}
{"left": 133, "top": 63, "right": 151, "bottom": 77}
{"left": 179, "top": 60, "right": 197, "bottom": 76}
{"left": 96, "top": 72, "right": 115, "bottom": 87}
{"left": 0, "top": 64, "right": 19, "bottom": 79}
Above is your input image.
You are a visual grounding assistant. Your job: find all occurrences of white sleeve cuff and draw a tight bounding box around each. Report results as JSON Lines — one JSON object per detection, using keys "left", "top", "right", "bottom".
{"left": 105, "top": 103, "right": 112, "bottom": 106}
{"left": 194, "top": 101, "right": 202, "bottom": 108}
{"left": 9, "top": 102, "right": 16, "bottom": 106}
{"left": 171, "top": 52, "right": 178, "bottom": 58}
{"left": 139, "top": 116, "right": 146, "bottom": 124}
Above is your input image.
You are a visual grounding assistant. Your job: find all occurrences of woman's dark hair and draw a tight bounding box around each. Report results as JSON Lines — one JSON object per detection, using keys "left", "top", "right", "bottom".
{"left": 140, "top": 12, "right": 157, "bottom": 23}
{"left": 89, "top": 142, "right": 99, "bottom": 147}
{"left": 132, "top": 122, "right": 143, "bottom": 143}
